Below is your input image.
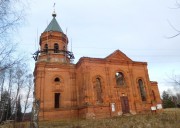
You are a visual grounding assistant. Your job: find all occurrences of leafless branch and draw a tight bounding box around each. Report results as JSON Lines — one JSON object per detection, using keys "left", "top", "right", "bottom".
{"left": 22, "top": 74, "right": 33, "bottom": 121}
{"left": 176, "top": 0, "right": 180, "bottom": 8}
{"left": 166, "top": 20, "right": 180, "bottom": 38}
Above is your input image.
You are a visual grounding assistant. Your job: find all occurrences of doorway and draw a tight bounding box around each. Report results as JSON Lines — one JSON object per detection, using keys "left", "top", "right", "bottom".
{"left": 55, "top": 93, "right": 60, "bottom": 108}
{"left": 120, "top": 96, "right": 130, "bottom": 114}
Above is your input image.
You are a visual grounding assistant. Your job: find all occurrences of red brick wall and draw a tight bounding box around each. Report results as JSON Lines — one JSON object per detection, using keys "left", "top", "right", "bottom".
{"left": 34, "top": 31, "right": 162, "bottom": 121}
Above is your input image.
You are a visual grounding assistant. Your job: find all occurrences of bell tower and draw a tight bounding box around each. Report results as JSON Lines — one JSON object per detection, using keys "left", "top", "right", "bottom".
{"left": 33, "top": 11, "right": 76, "bottom": 121}
{"left": 34, "top": 11, "right": 74, "bottom": 63}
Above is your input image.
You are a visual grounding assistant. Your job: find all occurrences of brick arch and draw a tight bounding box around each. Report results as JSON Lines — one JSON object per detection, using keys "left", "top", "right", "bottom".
{"left": 54, "top": 43, "right": 59, "bottom": 53}
{"left": 113, "top": 70, "right": 128, "bottom": 86}
{"left": 135, "top": 77, "right": 147, "bottom": 89}
{"left": 136, "top": 77, "right": 145, "bottom": 84}
{"left": 52, "top": 75, "right": 64, "bottom": 83}
{"left": 92, "top": 75, "right": 105, "bottom": 104}
{"left": 44, "top": 43, "right": 48, "bottom": 53}
{"left": 136, "top": 77, "right": 147, "bottom": 101}
{"left": 52, "top": 75, "right": 65, "bottom": 92}
{"left": 92, "top": 75, "right": 105, "bottom": 86}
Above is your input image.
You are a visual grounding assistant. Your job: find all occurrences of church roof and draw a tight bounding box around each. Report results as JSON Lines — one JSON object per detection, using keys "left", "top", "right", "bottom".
{"left": 105, "top": 49, "right": 132, "bottom": 62}
{"left": 44, "top": 13, "right": 63, "bottom": 33}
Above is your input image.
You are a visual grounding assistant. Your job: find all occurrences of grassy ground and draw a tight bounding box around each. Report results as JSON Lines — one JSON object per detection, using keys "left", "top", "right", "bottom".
{"left": 1, "top": 108, "right": 180, "bottom": 128}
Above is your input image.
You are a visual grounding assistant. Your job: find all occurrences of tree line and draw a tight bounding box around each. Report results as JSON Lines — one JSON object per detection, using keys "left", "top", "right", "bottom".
{"left": 162, "top": 75, "right": 180, "bottom": 108}
{"left": 0, "top": 63, "right": 33, "bottom": 123}
{"left": 162, "top": 1, "right": 180, "bottom": 108}
{"left": 0, "top": 0, "right": 32, "bottom": 124}
{"left": 162, "top": 90, "right": 180, "bottom": 108}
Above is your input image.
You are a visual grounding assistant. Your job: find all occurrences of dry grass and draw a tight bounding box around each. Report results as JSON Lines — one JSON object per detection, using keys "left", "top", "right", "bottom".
{"left": 1, "top": 108, "right": 180, "bottom": 128}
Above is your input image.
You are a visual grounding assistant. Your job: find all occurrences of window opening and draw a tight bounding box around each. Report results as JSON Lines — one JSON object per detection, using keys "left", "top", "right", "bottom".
{"left": 116, "top": 72, "right": 125, "bottom": 85}
{"left": 138, "top": 79, "right": 146, "bottom": 101}
{"left": 44, "top": 44, "right": 48, "bottom": 53}
{"left": 96, "top": 78, "right": 103, "bottom": 103}
{"left": 54, "top": 93, "right": 60, "bottom": 108}
{"left": 54, "top": 43, "right": 59, "bottom": 53}
{"left": 152, "top": 90, "right": 156, "bottom": 101}
{"left": 54, "top": 77, "right": 60, "bottom": 82}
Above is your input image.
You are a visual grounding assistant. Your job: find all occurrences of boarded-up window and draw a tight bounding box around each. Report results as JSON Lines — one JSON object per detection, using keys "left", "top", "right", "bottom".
{"left": 54, "top": 93, "right": 60, "bottom": 108}
{"left": 96, "top": 78, "right": 103, "bottom": 103}
{"left": 116, "top": 72, "right": 125, "bottom": 85}
{"left": 138, "top": 79, "right": 146, "bottom": 101}
{"left": 54, "top": 43, "right": 59, "bottom": 53}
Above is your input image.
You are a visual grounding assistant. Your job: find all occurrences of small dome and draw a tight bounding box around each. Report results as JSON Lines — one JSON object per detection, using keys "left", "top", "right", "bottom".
{"left": 52, "top": 11, "right": 56, "bottom": 17}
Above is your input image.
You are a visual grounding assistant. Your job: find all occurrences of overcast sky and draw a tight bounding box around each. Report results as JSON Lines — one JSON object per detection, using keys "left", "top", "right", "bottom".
{"left": 17, "top": 0, "right": 180, "bottom": 94}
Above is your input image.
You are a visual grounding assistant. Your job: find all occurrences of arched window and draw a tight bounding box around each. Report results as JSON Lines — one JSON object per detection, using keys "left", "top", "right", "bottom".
{"left": 44, "top": 44, "right": 48, "bottom": 53}
{"left": 54, "top": 77, "right": 60, "bottom": 82}
{"left": 115, "top": 72, "right": 125, "bottom": 85}
{"left": 96, "top": 78, "right": 103, "bottom": 103}
{"left": 54, "top": 43, "right": 59, "bottom": 53}
{"left": 138, "top": 79, "right": 146, "bottom": 101}
{"left": 152, "top": 90, "right": 156, "bottom": 101}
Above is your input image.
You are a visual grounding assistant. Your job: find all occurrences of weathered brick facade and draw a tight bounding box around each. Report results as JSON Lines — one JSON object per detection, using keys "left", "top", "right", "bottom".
{"left": 34, "top": 13, "right": 162, "bottom": 121}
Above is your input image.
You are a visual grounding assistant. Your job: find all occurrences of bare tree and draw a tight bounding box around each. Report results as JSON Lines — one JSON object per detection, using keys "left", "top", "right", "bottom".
{"left": 0, "top": 0, "right": 28, "bottom": 72}
{"left": 0, "top": 68, "right": 15, "bottom": 122}
{"left": 0, "top": 0, "right": 27, "bottom": 36}
{"left": 167, "top": 1, "right": 180, "bottom": 38}
{"left": 1, "top": 68, "right": 15, "bottom": 121}
{"left": 0, "top": 91, "right": 11, "bottom": 122}
{"left": 167, "top": 20, "right": 180, "bottom": 38}
{"left": 169, "top": 73, "right": 180, "bottom": 92}
{"left": 171, "top": 74, "right": 180, "bottom": 106}
{"left": 166, "top": 73, "right": 180, "bottom": 107}
{"left": 7, "top": 68, "right": 14, "bottom": 98}
{"left": 0, "top": 42, "right": 21, "bottom": 71}
{"left": 22, "top": 74, "right": 33, "bottom": 121}
{"left": 0, "top": 70, "right": 5, "bottom": 96}
{"left": 0, "top": 60, "right": 33, "bottom": 123}
{"left": 16, "top": 95, "right": 22, "bottom": 122}
{"left": 11, "top": 63, "right": 28, "bottom": 118}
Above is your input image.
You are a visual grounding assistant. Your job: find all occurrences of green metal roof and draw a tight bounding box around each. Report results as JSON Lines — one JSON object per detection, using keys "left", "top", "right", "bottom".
{"left": 44, "top": 16, "right": 63, "bottom": 33}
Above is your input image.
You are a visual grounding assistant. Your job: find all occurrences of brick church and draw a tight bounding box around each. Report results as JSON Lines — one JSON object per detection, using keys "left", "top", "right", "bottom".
{"left": 33, "top": 11, "right": 162, "bottom": 120}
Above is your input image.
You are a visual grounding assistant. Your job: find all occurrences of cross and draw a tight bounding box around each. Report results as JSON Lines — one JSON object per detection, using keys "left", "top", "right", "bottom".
{"left": 53, "top": 3, "right": 56, "bottom": 11}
